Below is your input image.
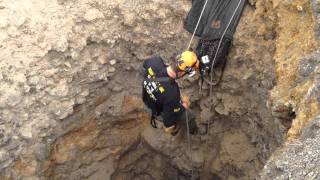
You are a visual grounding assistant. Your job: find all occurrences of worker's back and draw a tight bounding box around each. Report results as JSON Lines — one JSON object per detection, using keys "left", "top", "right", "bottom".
{"left": 142, "top": 56, "right": 185, "bottom": 128}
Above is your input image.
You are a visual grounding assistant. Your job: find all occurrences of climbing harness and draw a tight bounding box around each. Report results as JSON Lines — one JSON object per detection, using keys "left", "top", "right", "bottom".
{"left": 150, "top": 114, "right": 158, "bottom": 128}
{"left": 144, "top": 76, "right": 175, "bottom": 129}
{"left": 144, "top": 76, "right": 175, "bottom": 84}
{"left": 186, "top": 0, "right": 209, "bottom": 51}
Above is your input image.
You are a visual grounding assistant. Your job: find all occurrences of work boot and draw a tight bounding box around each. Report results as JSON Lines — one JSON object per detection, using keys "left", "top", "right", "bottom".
{"left": 171, "top": 123, "right": 181, "bottom": 136}
{"left": 164, "top": 123, "right": 181, "bottom": 136}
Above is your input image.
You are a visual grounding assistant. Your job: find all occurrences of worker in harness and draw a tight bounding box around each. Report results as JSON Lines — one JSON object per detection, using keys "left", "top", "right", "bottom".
{"left": 142, "top": 51, "right": 199, "bottom": 136}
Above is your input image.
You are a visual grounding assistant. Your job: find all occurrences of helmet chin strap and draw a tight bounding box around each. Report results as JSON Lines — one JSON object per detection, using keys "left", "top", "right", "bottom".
{"left": 175, "top": 68, "right": 196, "bottom": 79}
{"left": 174, "top": 69, "right": 182, "bottom": 80}
{"left": 188, "top": 70, "right": 196, "bottom": 77}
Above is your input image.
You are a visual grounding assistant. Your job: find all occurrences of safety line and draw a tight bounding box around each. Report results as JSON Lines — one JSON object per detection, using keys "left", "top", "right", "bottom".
{"left": 203, "top": 0, "right": 244, "bottom": 175}
{"left": 209, "top": 0, "right": 243, "bottom": 97}
{"left": 185, "top": 110, "right": 194, "bottom": 179}
{"left": 186, "top": 0, "right": 209, "bottom": 51}
{"left": 208, "top": 0, "right": 244, "bottom": 133}
{"left": 183, "top": 0, "right": 244, "bottom": 178}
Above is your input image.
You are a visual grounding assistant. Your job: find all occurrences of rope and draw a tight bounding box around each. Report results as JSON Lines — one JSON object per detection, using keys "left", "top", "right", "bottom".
{"left": 180, "top": 0, "right": 243, "bottom": 178}
{"left": 186, "top": 0, "right": 209, "bottom": 51}
{"left": 185, "top": 110, "right": 194, "bottom": 180}
{"left": 209, "top": 0, "right": 244, "bottom": 96}
{"left": 202, "top": 0, "right": 244, "bottom": 175}
{"left": 207, "top": 0, "right": 243, "bottom": 137}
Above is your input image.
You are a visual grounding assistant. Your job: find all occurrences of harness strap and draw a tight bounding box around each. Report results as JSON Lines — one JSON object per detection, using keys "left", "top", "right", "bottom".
{"left": 144, "top": 76, "right": 174, "bottom": 129}
{"left": 150, "top": 114, "right": 158, "bottom": 128}
{"left": 144, "top": 77, "right": 175, "bottom": 84}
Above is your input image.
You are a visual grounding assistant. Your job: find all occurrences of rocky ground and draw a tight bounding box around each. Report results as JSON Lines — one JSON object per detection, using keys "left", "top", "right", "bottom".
{"left": 0, "top": 0, "right": 319, "bottom": 180}
{"left": 259, "top": 116, "right": 320, "bottom": 180}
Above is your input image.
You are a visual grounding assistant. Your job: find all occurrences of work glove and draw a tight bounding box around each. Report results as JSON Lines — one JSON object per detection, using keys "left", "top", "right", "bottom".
{"left": 181, "top": 94, "right": 191, "bottom": 109}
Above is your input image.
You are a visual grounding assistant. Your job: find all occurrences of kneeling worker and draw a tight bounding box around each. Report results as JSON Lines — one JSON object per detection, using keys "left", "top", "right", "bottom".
{"left": 142, "top": 51, "right": 198, "bottom": 135}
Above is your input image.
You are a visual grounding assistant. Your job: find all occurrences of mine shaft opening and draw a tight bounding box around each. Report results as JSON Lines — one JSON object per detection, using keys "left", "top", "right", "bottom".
{"left": 103, "top": 38, "right": 292, "bottom": 180}
{"left": 41, "top": 1, "right": 295, "bottom": 178}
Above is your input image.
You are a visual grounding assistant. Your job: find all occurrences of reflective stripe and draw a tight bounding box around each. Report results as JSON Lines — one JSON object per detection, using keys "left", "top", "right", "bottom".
{"left": 148, "top": 67, "right": 154, "bottom": 76}
{"left": 174, "top": 108, "right": 181, "bottom": 112}
{"left": 159, "top": 87, "right": 165, "bottom": 93}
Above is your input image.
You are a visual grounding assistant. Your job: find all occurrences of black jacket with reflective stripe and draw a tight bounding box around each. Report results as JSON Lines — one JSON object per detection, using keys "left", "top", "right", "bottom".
{"left": 142, "top": 56, "right": 185, "bottom": 127}
{"left": 184, "top": 0, "right": 246, "bottom": 40}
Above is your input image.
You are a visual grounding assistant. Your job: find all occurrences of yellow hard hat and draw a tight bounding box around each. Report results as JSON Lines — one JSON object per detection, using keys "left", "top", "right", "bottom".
{"left": 177, "top": 51, "right": 199, "bottom": 73}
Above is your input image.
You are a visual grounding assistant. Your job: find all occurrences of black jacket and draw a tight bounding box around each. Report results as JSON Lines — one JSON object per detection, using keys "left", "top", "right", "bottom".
{"left": 142, "top": 56, "right": 185, "bottom": 127}
{"left": 184, "top": 0, "right": 246, "bottom": 40}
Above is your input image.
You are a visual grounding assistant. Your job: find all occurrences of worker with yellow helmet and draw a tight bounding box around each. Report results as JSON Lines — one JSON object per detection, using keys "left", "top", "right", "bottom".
{"left": 175, "top": 50, "right": 199, "bottom": 76}
{"left": 142, "top": 50, "right": 199, "bottom": 136}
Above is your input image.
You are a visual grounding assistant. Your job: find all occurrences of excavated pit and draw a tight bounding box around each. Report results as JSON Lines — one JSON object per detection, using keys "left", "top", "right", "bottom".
{"left": 0, "top": 0, "right": 319, "bottom": 180}
{"left": 40, "top": 39, "right": 287, "bottom": 180}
